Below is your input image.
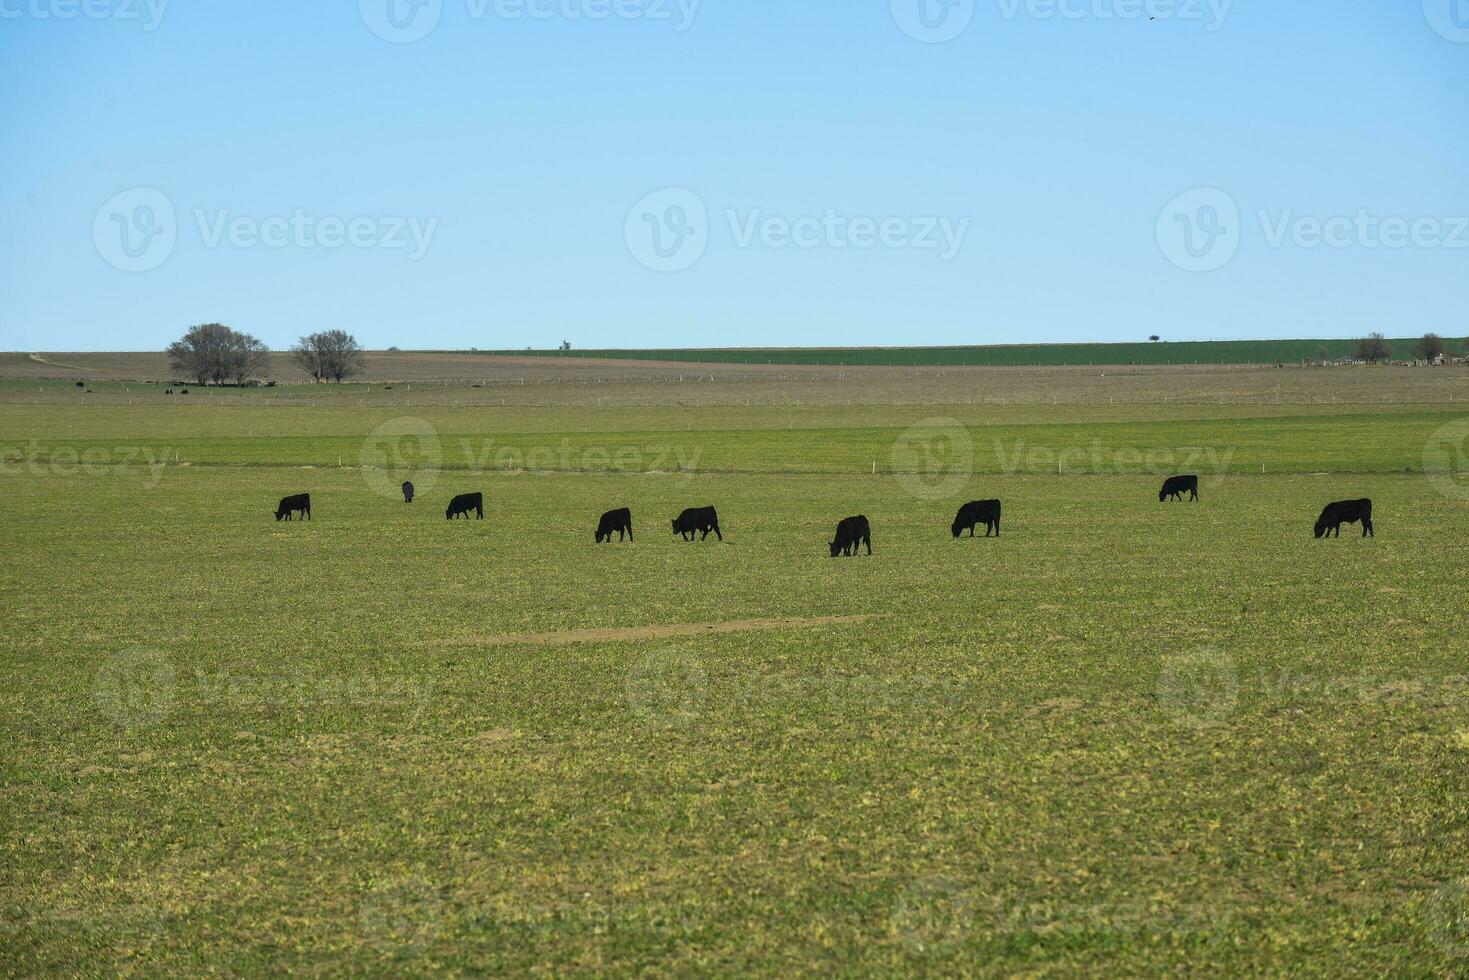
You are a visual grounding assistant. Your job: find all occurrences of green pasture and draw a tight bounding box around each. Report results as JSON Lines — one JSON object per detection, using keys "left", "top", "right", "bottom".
{"left": 2, "top": 403, "right": 1467, "bottom": 478}
{"left": 3, "top": 400, "right": 1469, "bottom": 975}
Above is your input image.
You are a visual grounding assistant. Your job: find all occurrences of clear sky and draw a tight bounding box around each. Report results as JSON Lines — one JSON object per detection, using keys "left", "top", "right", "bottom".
{"left": 1, "top": 1, "right": 1465, "bottom": 352}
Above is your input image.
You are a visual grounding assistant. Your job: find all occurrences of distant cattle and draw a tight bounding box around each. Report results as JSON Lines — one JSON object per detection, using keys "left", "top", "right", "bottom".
{"left": 1315, "top": 499, "right": 1373, "bottom": 538}
{"left": 672, "top": 506, "right": 721, "bottom": 541}
{"left": 402, "top": 481, "right": 415, "bottom": 504}
{"left": 1159, "top": 475, "right": 1199, "bottom": 502}
{"left": 829, "top": 515, "right": 872, "bottom": 557}
{"left": 446, "top": 492, "right": 484, "bottom": 521}
{"left": 952, "top": 499, "right": 1001, "bottom": 538}
{"left": 275, "top": 493, "right": 311, "bottom": 522}
{"left": 596, "top": 507, "right": 633, "bottom": 543}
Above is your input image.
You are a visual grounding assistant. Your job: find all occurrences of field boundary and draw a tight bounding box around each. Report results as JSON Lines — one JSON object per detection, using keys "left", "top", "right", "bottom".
{"left": 461, "top": 339, "right": 1444, "bottom": 368}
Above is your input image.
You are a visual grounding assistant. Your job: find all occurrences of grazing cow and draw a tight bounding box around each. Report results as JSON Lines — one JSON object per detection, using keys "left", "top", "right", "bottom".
{"left": 952, "top": 499, "right": 1001, "bottom": 538}
{"left": 1159, "top": 475, "right": 1199, "bottom": 502}
{"left": 1315, "top": 499, "right": 1374, "bottom": 538}
{"left": 596, "top": 507, "right": 633, "bottom": 543}
{"left": 402, "top": 481, "right": 415, "bottom": 504}
{"left": 829, "top": 515, "right": 872, "bottom": 557}
{"left": 446, "top": 492, "right": 484, "bottom": 521}
{"left": 672, "top": 506, "right": 722, "bottom": 541}
{"left": 275, "top": 493, "right": 311, "bottom": 522}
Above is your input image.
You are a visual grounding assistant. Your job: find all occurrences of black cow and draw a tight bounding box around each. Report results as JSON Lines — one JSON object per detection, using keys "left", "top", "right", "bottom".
{"left": 829, "top": 515, "right": 872, "bottom": 557}
{"left": 1159, "top": 475, "right": 1199, "bottom": 502}
{"left": 446, "top": 492, "right": 484, "bottom": 521}
{"left": 672, "top": 506, "right": 721, "bottom": 541}
{"left": 402, "top": 481, "right": 415, "bottom": 504}
{"left": 952, "top": 499, "right": 1001, "bottom": 538}
{"left": 596, "top": 507, "right": 633, "bottom": 543}
{"left": 1315, "top": 499, "right": 1373, "bottom": 538}
{"left": 275, "top": 493, "right": 311, "bottom": 522}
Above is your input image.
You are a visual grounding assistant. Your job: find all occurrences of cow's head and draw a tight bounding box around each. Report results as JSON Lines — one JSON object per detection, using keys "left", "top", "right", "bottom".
{"left": 1158, "top": 487, "right": 1169, "bottom": 502}
{"left": 1313, "top": 519, "right": 1327, "bottom": 539}
{"left": 671, "top": 520, "right": 680, "bottom": 534}
{"left": 275, "top": 510, "right": 285, "bottom": 522}
{"left": 829, "top": 540, "right": 842, "bottom": 558}
{"left": 951, "top": 520, "right": 964, "bottom": 538}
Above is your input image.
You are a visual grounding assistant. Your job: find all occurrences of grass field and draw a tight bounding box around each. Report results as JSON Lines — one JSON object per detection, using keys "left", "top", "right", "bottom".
{"left": 4, "top": 364, "right": 1469, "bottom": 974}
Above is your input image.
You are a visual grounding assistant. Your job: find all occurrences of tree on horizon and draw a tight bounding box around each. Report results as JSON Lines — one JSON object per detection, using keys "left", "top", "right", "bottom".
{"left": 292, "top": 330, "right": 364, "bottom": 383}
{"left": 166, "top": 323, "right": 270, "bottom": 385}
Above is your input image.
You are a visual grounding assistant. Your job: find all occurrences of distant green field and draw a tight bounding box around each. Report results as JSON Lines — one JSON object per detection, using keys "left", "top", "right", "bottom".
{"left": 476, "top": 338, "right": 1451, "bottom": 367}
{"left": 2, "top": 405, "right": 1466, "bottom": 477}
{"left": 4, "top": 393, "right": 1469, "bottom": 974}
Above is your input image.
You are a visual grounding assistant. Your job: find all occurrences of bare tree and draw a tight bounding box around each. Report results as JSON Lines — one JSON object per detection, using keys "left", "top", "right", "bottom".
{"left": 1414, "top": 333, "right": 1446, "bottom": 361}
{"left": 1354, "top": 332, "right": 1392, "bottom": 364}
{"left": 228, "top": 333, "right": 271, "bottom": 384}
{"left": 167, "top": 324, "right": 269, "bottom": 385}
{"left": 293, "top": 330, "right": 364, "bottom": 383}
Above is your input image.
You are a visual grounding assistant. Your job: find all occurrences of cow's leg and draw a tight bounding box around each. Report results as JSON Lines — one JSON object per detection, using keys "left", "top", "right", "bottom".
{"left": 713, "top": 523, "right": 722, "bottom": 541}
{"left": 864, "top": 533, "right": 872, "bottom": 556}
{"left": 1364, "top": 519, "right": 1374, "bottom": 537}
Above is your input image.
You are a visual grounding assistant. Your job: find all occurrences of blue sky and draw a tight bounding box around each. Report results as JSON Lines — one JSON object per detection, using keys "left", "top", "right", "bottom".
{"left": 1, "top": 1, "right": 1465, "bottom": 351}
